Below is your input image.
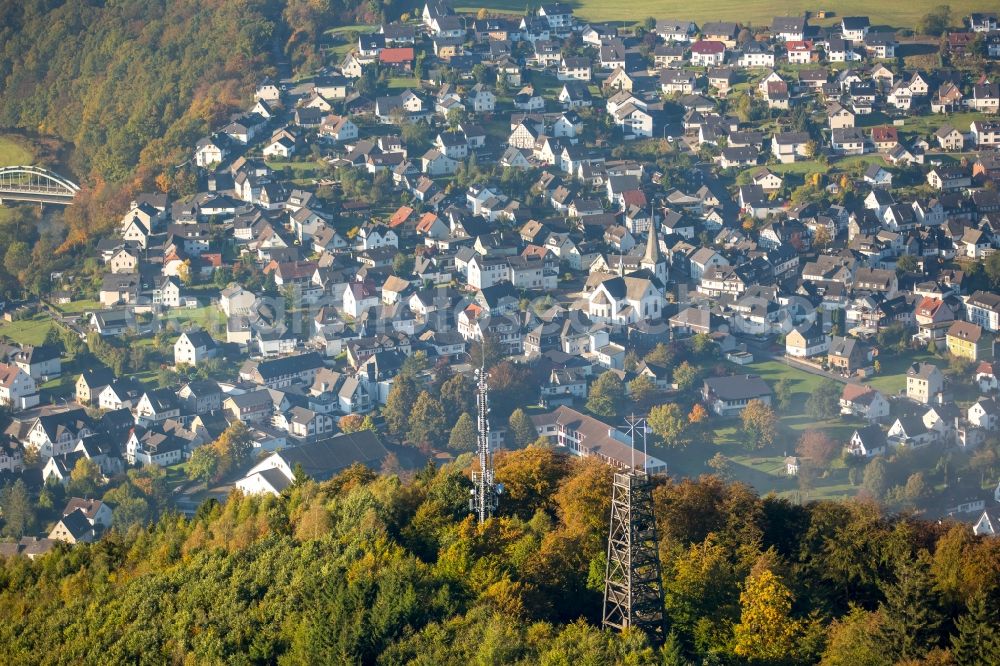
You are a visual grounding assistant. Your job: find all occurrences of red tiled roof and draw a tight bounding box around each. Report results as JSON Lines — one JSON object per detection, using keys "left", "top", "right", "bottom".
{"left": 691, "top": 40, "right": 726, "bottom": 54}
{"left": 379, "top": 47, "right": 415, "bottom": 64}
{"left": 389, "top": 206, "right": 415, "bottom": 227}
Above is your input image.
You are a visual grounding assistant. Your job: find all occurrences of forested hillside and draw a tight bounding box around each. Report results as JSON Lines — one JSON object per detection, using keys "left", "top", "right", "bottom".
{"left": 1, "top": 449, "right": 998, "bottom": 664}
{"left": 0, "top": 0, "right": 389, "bottom": 250}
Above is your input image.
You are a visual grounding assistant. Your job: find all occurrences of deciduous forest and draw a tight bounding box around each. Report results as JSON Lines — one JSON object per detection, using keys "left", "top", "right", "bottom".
{"left": 1, "top": 450, "right": 998, "bottom": 665}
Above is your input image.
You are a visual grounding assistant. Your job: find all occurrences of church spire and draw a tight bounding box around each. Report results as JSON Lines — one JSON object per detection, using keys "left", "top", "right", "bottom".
{"left": 642, "top": 214, "right": 660, "bottom": 266}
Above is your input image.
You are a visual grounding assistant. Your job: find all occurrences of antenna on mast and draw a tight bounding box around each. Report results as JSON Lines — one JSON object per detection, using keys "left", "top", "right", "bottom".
{"left": 469, "top": 358, "right": 501, "bottom": 524}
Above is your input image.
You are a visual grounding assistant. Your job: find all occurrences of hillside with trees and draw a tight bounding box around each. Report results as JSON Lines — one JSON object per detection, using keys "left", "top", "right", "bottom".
{"left": 1, "top": 451, "right": 998, "bottom": 664}
{"left": 0, "top": 0, "right": 388, "bottom": 252}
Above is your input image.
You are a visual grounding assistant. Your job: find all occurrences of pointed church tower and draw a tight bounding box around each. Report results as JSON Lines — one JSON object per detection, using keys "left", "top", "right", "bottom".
{"left": 640, "top": 216, "right": 667, "bottom": 283}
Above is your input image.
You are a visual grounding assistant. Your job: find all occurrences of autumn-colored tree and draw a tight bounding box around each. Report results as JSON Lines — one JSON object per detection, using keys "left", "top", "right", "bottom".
{"left": 740, "top": 399, "right": 777, "bottom": 450}
{"left": 493, "top": 447, "right": 569, "bottom": 518}
{"left": 649, "top": 403, "right": 687, "bottom": 447}
{"left": 551, "top": 456, "right": 613, "bottom": 557}
{"left": 688, "top": 404, "right": 708, "bottom": 424}
{"left": 796, "top": 430, "right": 838, "bottom": 468}
{"left": 470, "top": 334, "right": 504, "bottom": 370}
{"left": 733, "top": 565, "right": 803, "bottom": 660}
{"left": 213, "top": 420, "right": 253, "bottom": 479}
{"left": 68, "top": 457, "right": 103, "bottom": 497}
{"left": 339, "top": 413, "right": 376, "bottom": 433}
{"left": 813, "top": 225, "right": 831, "bottom": 249}
{"left": 819, "top": 605, "right": 884, "bottom": 666}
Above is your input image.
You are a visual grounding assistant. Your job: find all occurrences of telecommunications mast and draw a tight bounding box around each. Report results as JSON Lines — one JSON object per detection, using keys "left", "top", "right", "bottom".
{"left": 469, "top": 361, "right": 500, "bottom": 524}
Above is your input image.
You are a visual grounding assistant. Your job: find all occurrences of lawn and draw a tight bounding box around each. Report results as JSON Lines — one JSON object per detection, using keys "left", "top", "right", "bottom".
{"left": 0, "top": 134, "right": 33, "bottom": 167}
{"left": 388, "top": 76, "right": 421, "bottom": 90}
{"left": 734, "top": 359, "right": 828, "bottom": 409}
{"left": 460, "top": 0, "right": 988, "bottom": 30}
{"left": 162, "top": 305, "right": 227, "bottom": 338}
{"left": 51, "top": 299, "right": 103, "bottom": 315}
{"left": 877, "top": 111, "right": 992, "bottom": 138}
{"left": 865, "top": 349, "right": 937, "bottom": 395}
{"left": 0, "top": 313, "right": 55, "bottom": 346}
{"left": 265, "top": 159, "right": 324, "bottom": 176}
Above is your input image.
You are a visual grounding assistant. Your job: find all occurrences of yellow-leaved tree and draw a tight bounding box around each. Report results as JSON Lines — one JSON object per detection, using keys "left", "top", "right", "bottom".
{"left": 732, "top": 565, "right": 803, "bottom": 660}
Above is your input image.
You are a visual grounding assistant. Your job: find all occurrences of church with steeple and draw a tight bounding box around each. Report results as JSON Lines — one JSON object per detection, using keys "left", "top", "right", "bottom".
{"left": 591, "top": 211, "right": 668, "bottom": 286}
{"left": 638, "top": 219, "right": 668, "bottom": 284}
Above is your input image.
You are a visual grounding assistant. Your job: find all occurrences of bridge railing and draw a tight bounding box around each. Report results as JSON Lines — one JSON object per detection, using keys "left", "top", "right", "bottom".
{"left": 0, "top": 166, "right": 80, "bottom": 197}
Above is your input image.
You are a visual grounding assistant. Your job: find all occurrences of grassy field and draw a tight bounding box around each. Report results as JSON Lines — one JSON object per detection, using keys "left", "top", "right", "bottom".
{"left": 0, "top": 135, "right": 33, "bottom": 167}
{"left": 460, "top": 0, "right": 987, "bottom": 29}
{"left": 0, "top": 313, "right": 55, "bottom": 346}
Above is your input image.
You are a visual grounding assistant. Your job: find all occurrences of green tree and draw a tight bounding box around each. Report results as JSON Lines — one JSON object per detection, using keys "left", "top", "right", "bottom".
{"left": 819, "top": 605, "right": 884, "bottom": 666}
{"left": 383, "top": 374, "right": 419, "bottom": 435}
{"left": 627, "top": 374, "right": 656, "bottom": 403}
{"left": 918, "top": 4, "right": 951, "bottom": 35}
{"left": 861, "top": 457, "right": 889, "bottom": 500}
{"left": 439, "top": 374, "right": 475, "bottom": 425}
{"left": 643, "top": 342, "right": 673, "bottom": 367}
{"left": 508, "top": 408, "right": 536, "bottom": 448}
{"left": 774, "top": 377, "right": 794, "bottom": 412}
{"left": 985, "top": 252, "right": 1000, "bottom": 288}
{"left": 102, "top": 484, "right": 151, "bottom": 532}
{"left": 672, "top": 361, "right": 699, "bottom": 392}
{"left": 649, "top": 403, "right": 687, "bottom": 447}
{"left": 586, "top": 371, "right": 624, "bottom": 418}
{"left": 407, "top": 391, "right": 447, "bottom": 448}
{"left": 3, "top": 241, "right": 32, "bottom": 283}
{"left": 896, "top": 254, "right": 918, "bottom": 273}
{"left": 1, "top": 479, "right": 36, "bottom": 538}
{"left": 877, "top": 552, "right": 946, "bottom": 661}
{"left": 806, "top": 379, "right": 842, "bottom": 420}
{"left": 448, "top": 412, "right": 476, "bottom": 452}
{"left": 187, "top": 445, "right": 220, "bottom": 485}
{"left": 400, "top": 350, "right": 429, "bottom": 378}
{"left": 392, "top": 252, "right": 414, "bottom": 276}
{"left": 951, "top": 590, "right": 1000, "bottom": 666}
